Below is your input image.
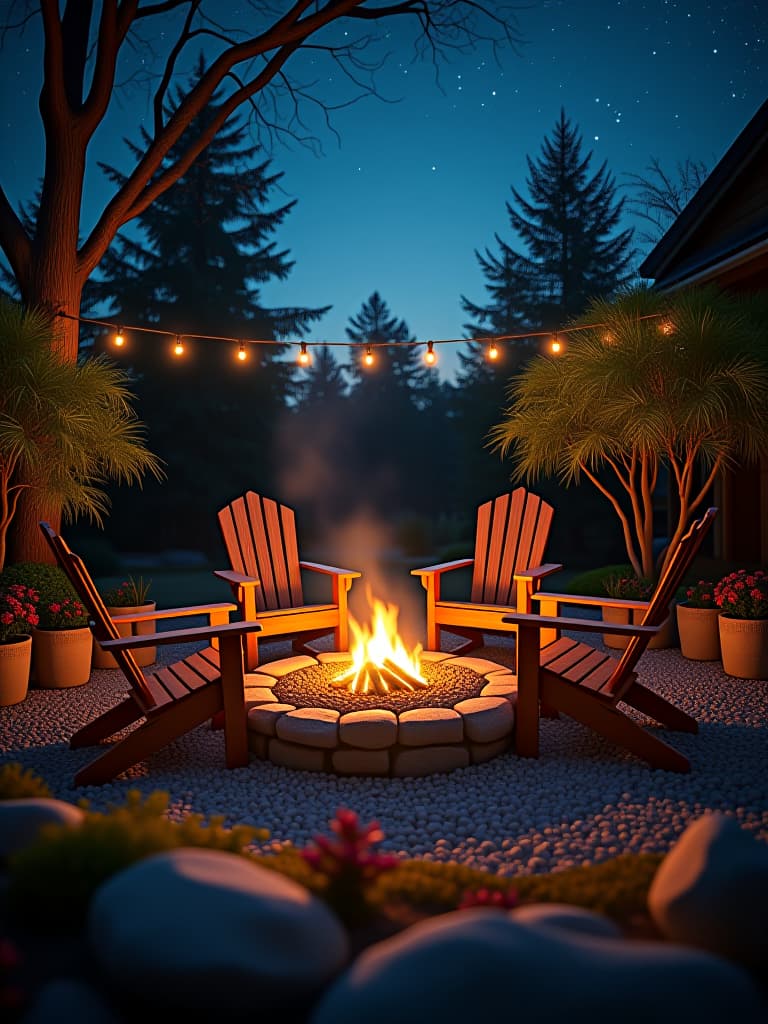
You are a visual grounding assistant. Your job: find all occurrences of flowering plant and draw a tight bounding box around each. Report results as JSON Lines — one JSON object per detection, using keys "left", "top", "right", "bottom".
{"left": 458, "top": 887, "right": 518, "bottom": 910}
{"left": 714, "top": 570, "right": 768, "bottom": 620}
{"left": 301, "top": 808, "right": 399, "bottom": 925}
{"left": 603, "top": 573, "right": 654, "bottom": 601}
{"left": 0, "top": 585, "right": 39, "bottom": 643}
{"left": 36, "top": 596, "right": 89, "bottom": 630}
{"left": 101, "top": 576, "right": 152, "bottom": 607}
{"left": 684, "top": 580, "right": 717, "bottom": 609}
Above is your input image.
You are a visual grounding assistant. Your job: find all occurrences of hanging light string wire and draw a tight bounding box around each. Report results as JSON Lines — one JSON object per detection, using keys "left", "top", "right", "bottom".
{"left": 55, "top": 309, "right": 669, "bottom": 354}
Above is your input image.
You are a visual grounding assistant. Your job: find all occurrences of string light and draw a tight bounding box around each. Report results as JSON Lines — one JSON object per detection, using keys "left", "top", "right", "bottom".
{"left": 56, "top": 311, "right": 671, "bottom": 370}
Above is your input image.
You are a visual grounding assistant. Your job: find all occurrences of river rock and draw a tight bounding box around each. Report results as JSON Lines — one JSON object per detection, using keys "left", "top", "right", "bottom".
{"left": 0, "top": 798, "right": 84, "bottom": 861}
{"left": 310, "top": 908, "right": 764, "bottom": 1024}
{"left": 89, "top": 848, "right": 348, "bottom": 1012}
{"left": 648, "top": 812, "right": 768, "bottom": 969}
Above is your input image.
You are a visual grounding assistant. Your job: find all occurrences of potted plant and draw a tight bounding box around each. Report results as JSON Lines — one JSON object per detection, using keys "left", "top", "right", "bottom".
{"left": 33, "top": 594, "right": 92, "bottom": 688}
{"left": 94, "top": 576, "right": 156, "bottom": 669}
{"left": 0, "top": 584, "right": 39, "bottom": 706}
{"left": 676, "top": 580, "right": 720, "bottom": 661}
{"left": 714, "top": 570, "right": 768, "bottom": 679}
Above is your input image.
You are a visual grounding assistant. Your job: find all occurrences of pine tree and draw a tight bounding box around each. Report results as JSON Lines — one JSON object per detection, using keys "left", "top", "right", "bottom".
{"left": 463, "top": 109, "right": 634, "bottom": 334}
{"left": 342, "top": 293, "right": 432, "bottom": 518}
{"left": 296, "top": 345, "right": 349, "bottom": 407}
{"left": 345, "top": 291, "right": 429, "bottom": 405}
{"left": 82, "top": 56, "right": 329, "bottom": 552}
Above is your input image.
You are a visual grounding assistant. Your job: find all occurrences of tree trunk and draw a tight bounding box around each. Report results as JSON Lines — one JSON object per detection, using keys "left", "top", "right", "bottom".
{"left": 7, "top": 252, "right": 83, "bottom": 565}
{"left": 6, "top": 489, "right": 60, "bottom": 566}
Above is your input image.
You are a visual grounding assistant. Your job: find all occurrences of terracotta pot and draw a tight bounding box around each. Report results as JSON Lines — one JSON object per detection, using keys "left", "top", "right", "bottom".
{"left": 602, "top": 603, "right": 677, "bottom": 651}
{"left": 0, "top": 634, "right": 32, "bottom": 706}
{"left": 718, "top": 615, "right": 768, "bottom": 679}
{"left": 92, "top": 602, "right": 157, "bottom": 669}
{"left": 676, "top": 603, "right": 721, "bottom": 661}
{"left": 32, "top": 627, "right": 93, "bottom": 688}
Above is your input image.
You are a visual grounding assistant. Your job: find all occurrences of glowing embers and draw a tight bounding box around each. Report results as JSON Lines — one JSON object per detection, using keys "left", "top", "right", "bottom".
{"left": 332, "top": 591, "right": 428, "bottom": 695}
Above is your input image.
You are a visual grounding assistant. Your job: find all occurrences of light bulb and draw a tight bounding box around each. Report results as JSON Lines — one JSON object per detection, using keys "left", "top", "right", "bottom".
{"left": 173, "top": 335, "right": 184, "bottom": 356}
{"left": 551, "top": 337, "right": 562, "bottom": 354}
{"left": 237, "top": 341, "right": 247, "bottom": 362}
{"left": 487, "top": 342, "right": 499, "bottom": 361}
{"left": 424, "top": 340, "right": 437, "bottom": 366}
{"left": 363, "top": 345, "right": 375, "bottom": 367}
{"left": 297, "top": 342, "right": 311, "bottom": 366}
{"left": 114, "top": 327, "right": 125, "bottom": 348}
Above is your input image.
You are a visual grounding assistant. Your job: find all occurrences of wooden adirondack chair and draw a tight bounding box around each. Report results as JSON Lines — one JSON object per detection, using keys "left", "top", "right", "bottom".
{"left": 216, "top": 492, "right": 361, "bottom": 668}
{"left": 503, "top": 508, "right": 718, "bottom": 773}
{"left": 40, "top": 523, "right": 263, "bottom": 787}
{"left": 411, "top": 488, "right": 561, "bottom": 653}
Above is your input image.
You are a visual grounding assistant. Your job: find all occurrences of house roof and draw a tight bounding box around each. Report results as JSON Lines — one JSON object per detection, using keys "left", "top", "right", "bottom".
{"left": 638, "top": 97, "right": 768, "bottom": 288}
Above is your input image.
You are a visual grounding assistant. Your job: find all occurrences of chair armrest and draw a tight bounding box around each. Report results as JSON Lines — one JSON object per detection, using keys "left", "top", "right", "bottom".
{"left": 411, "top": 558, "right": 474, "bottom": 578}
{"left": 110, "top": 602, "right": 238, "bottom": 625}
{"left": 214, "top": 569, "right": 260, "bottom": 589}
{"left": 99, "top": 620, "right": 263, "bottom": 651}
{"left": 300, "top": 562, "right": 362, "bottom": 579}
{"left": 532, "top": 592, "right": 650, "bottom": 612}
{"left": 502, "top": 611, "right": 659, "bottom": 637}
{"left": 514, "top": 563, "right": 563, "bottom": 582}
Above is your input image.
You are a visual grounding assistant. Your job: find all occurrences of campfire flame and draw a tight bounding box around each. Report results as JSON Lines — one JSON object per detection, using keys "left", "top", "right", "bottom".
{"left": 332, "top": 591, "right": 428, "bottom": 695}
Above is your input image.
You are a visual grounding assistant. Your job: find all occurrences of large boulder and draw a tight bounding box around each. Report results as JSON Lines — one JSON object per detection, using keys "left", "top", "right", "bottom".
{"left": 89, "top": 848, "right": 349, "bottom": 1013}
{"left": 310, "top": 908, "right": 765, "bottom": 1024}
{"left": 20, "top": 978, "right": 119, "bottom": 1024}
{"left": 0, "top": 799, "right": 84, "bottom": 861}
{"left": 648, "top": 813, "right": 768, "bottom": 970}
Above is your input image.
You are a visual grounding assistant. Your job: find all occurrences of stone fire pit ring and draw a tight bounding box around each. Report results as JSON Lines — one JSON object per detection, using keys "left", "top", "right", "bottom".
{"left": 244, "top": 651, "right": 517, "bottom": 777}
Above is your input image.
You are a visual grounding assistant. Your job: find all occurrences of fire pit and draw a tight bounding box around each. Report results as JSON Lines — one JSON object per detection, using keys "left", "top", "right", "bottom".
{"left": 245, "top": 594, "right": 518, "bottom": 777}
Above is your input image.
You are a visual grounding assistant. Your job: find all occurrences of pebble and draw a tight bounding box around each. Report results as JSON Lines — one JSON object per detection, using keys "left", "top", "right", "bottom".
{"left": 1, "top": 636, "right": 766, "bottom": 876}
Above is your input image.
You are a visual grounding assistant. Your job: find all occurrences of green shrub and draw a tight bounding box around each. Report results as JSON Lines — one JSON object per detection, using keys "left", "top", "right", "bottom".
{"left": 0, "top": 762, "right": 52, "bottom": 800}
{"left": 7, "top": 789, "right": 268, "bottom": 928}
{"left": 0, "top": 563, "right": 78, "bottom": 607}
{"left": 565, "top": 564, "right": 633, "bottom": 597}
{"left": 260, "top": 848, "right": 663, "bottom": 931}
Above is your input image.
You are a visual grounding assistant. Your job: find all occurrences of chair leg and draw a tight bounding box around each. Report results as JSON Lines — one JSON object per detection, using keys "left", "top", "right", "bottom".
{"left": 541, "top": 677, "right": 691, "bottom": 773}
{"left": 621, "top": 681, "right": 698, "bottom": 733}
{"left": 70, "top": 697, "right": 144, "bottom": 748}
{"left": 74, "top": 688, "right": 222, "bottom": 786}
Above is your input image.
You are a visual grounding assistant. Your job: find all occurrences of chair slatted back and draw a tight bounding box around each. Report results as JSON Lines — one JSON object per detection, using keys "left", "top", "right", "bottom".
{"left": 218, "top": 492, "right": 304, "bottom": 612}
{"left": 39, "top": 522, "right": 158, "bottom": 709}
{"left": 606, "top": 507, "right": 718, "bottom": 695}
{"left": 470, "top": 489, "right": 555, "bottom": 605}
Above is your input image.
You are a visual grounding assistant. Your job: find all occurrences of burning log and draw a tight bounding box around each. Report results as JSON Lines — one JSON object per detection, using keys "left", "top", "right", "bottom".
{"left": 332, "top": 657, "right": 429, "bottom": 695}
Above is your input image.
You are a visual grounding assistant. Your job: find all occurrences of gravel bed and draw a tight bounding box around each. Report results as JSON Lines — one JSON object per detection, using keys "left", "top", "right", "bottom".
{"left": 273, "top": 660, "right": 485, "bottom": 713}
{"left": 2, "top": 631, "right": 767, "bottom": 876}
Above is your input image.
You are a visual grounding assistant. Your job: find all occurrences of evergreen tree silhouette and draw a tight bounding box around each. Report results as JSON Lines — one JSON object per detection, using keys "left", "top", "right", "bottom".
{"left": 83, "top": 55, "right": 328, "bottom": 553}
{"left": 463, "top": 109, "right": 634, "bottom": 334}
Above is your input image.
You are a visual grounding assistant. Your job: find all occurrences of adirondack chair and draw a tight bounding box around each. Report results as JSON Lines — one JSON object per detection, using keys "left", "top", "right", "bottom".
{"left": 411, "top": 488, "right": 561, "bottom": 653}
{"left": 216, "top": 491, "right": 361, "bottom": 668}
{"left": 40, "top": 523, "right": 263, "bottom": 787}
{"left": 503, "top": 508, "right": 718, "bottom": 773}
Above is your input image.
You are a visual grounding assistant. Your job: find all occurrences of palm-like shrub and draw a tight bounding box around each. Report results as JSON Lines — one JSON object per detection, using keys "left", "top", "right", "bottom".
{"left": 490, "top": 285, "right": 768, "bottom": 578}
{"left": 0, "top": 299, "right": 163, "bottom": 569}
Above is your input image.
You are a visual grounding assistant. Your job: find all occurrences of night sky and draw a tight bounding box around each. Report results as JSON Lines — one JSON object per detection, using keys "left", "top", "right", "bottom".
{"left": 1, "top": 1, "right": 767, "bottom": 378}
